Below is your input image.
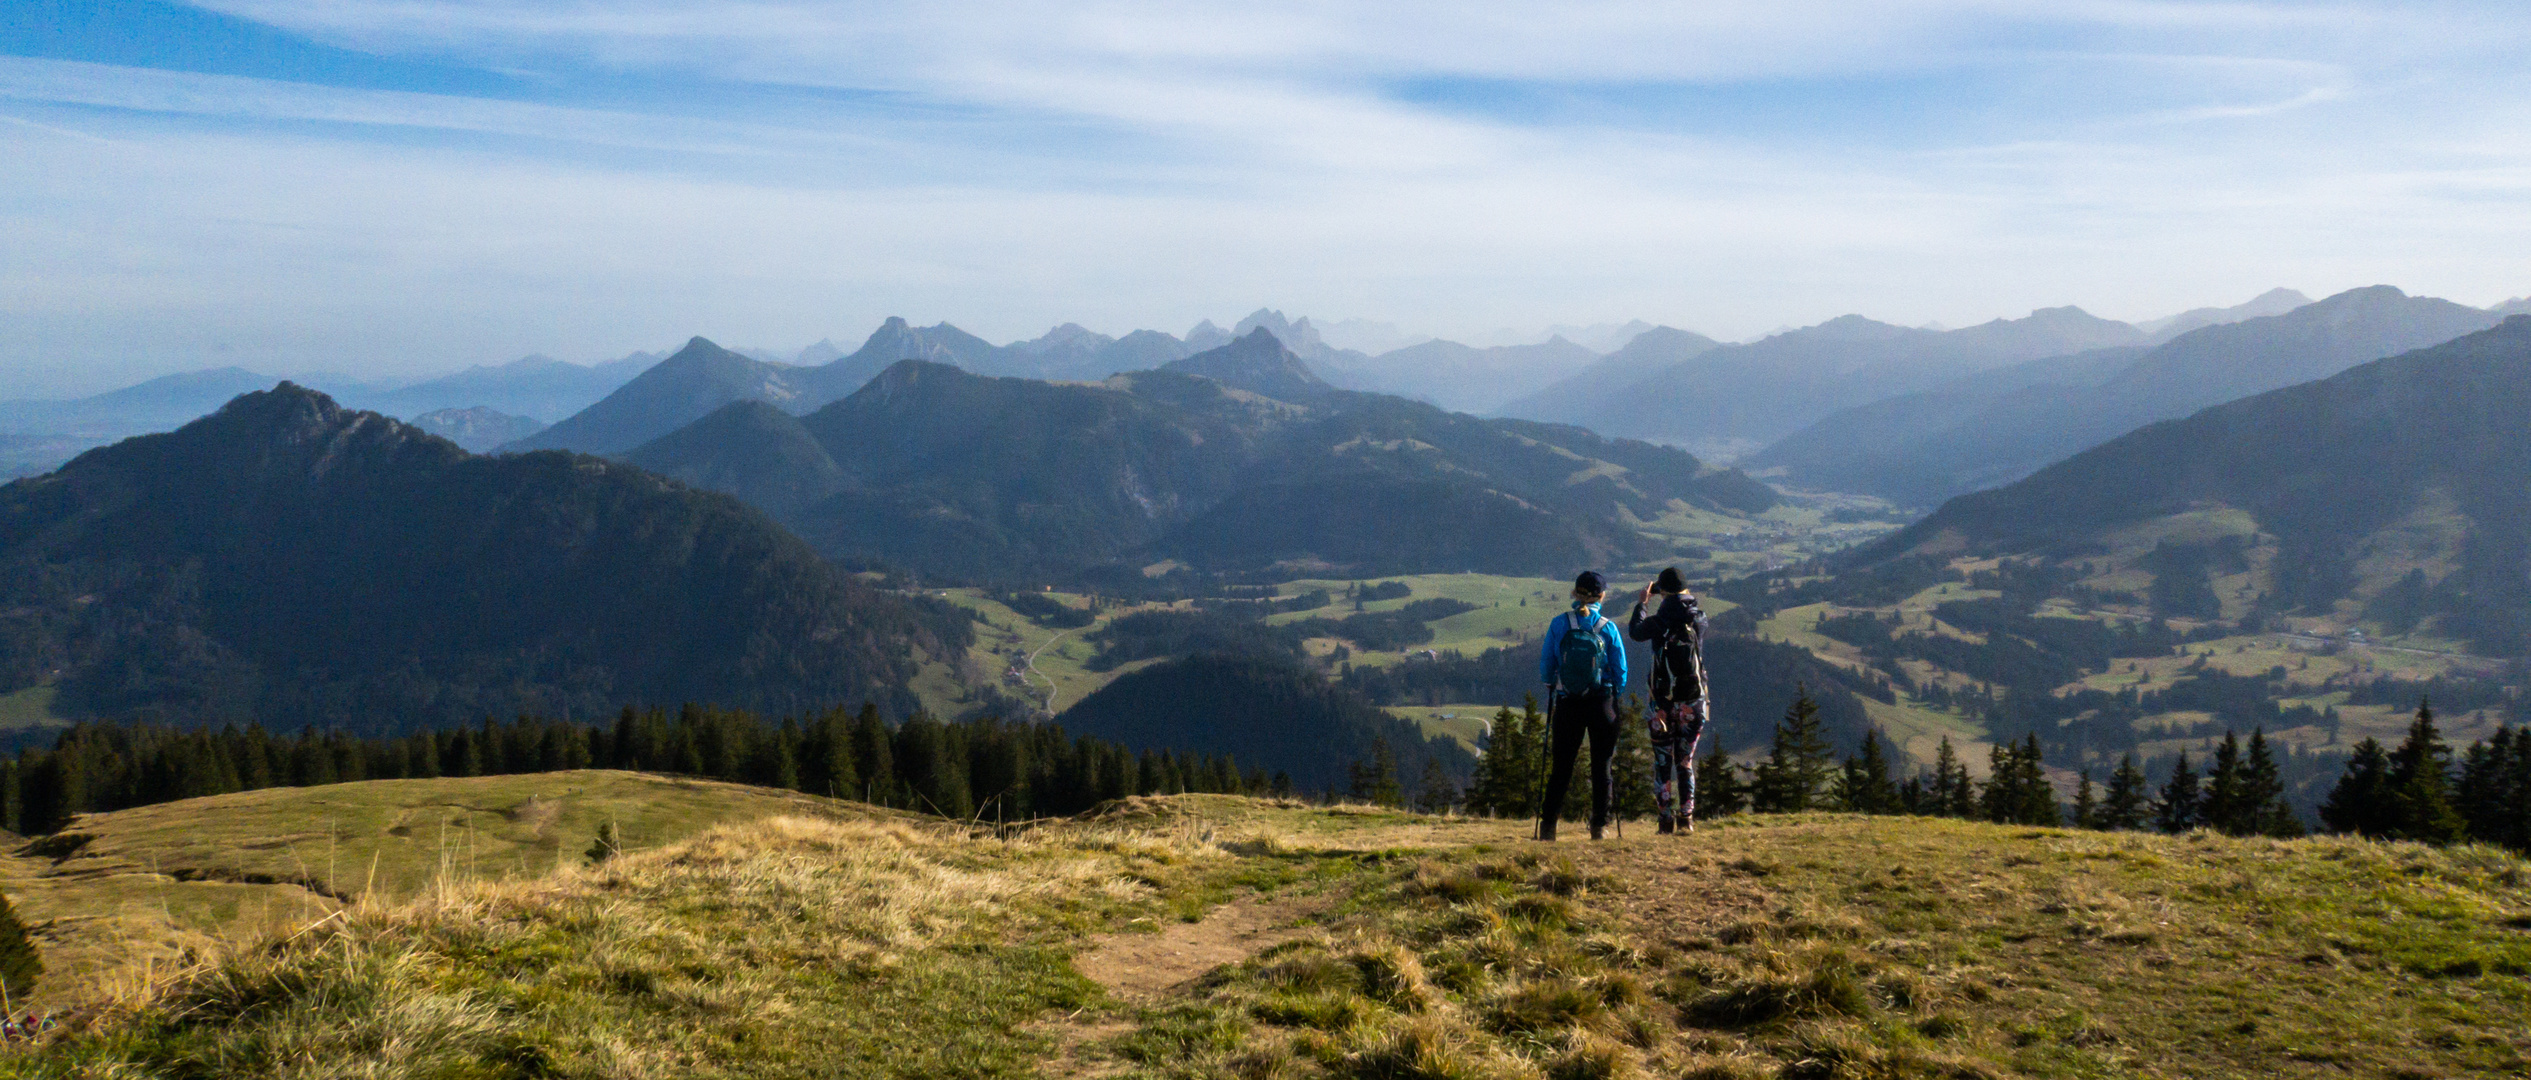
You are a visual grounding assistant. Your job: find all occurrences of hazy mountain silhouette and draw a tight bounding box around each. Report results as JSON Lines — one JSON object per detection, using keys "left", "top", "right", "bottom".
{"left": 506, "top": 337, "right": 809, "bottom": 455}
{"left": 1493, "top": 326, "right": 1722, "bottom": 423}
{"left": 0, "top": 367, "right": 282, "bottom": 434}
{"left": 1867, "top": 316, "right": 2531, "bottom": 652}
{"left": 0, "top": 384, "right": 966, "bottom": 729}
{"left": 407, "top": 406, "right": 545, "bottom": 452}
{"left": 1337, "top": 336, "right": 1600, "bottom": 414}
{"left": 807, "top": 317, "right": 1006, "bottom": 397}
{"left": 2136, "top": 287, "right": 2312, "bottom": 341}
{"left": 1502, "top": 308, "right": 2148, "bottom": 454}
{"left": 354, "top": 352, "right": 654, "bottom": 423}
{"left": 1754, "top": 286, "right": 2507, "bottom": 505}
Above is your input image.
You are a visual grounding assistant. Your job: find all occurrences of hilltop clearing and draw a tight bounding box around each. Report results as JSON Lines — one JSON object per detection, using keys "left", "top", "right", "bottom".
{"left": 0, "top": 771, "right": 899, "bottom": 1009}
{"left": 9, "top": 794, "right": 2526, "bottom": 1078}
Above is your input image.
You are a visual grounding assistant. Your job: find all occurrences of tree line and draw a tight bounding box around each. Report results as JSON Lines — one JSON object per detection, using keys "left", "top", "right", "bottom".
{"left": 0, "top": 705, "right": 1294, "bottom": 835}
{"left": 1456, "top": 687, "right": 2310, "bottom": 836}
{"left": 2319, "top": 701, "right": 2529, "bottom": 851}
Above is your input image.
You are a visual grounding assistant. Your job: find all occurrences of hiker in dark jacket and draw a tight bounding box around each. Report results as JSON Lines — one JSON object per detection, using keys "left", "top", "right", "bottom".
{"left": 1536, "top": 571, "right": 1628, "bottom": 840}
{"left": 1628, "top": 567, "right": 1709, "bottom": 834}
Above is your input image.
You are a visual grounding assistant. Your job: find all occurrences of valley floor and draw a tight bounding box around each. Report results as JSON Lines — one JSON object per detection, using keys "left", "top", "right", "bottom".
{"left": 6, "top": 790, "right": 2527, "bottom": 1078}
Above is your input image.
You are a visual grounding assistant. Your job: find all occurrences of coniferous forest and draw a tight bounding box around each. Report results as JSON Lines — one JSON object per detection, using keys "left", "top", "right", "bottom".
{"left": 1, "top": 706, "right": 1290, "bottom": 836}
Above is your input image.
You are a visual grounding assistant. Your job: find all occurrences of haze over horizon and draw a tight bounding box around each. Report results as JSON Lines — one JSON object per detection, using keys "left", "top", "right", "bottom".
{"left": 6, "top": 0, "right": 2531, "bottom": 396}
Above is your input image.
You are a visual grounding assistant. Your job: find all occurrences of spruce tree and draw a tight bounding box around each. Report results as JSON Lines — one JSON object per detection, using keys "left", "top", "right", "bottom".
{"left": 2072, "top": 770, "right": 2099, "bottom": 830}
{"left": 1611, "top": 699, "right": 1656, "bottom": 821}
{"left": 2319, "top": 739, "right": 2391, "bottom": 836}
{"left": 2243, "top": 728, "right": 2302, "bottom": 837}
{"left": 2202, "top": 731, "right": 2248, "bottom": 835}
{"left": 850, "top": 703, "right": 897, "bottom": 806}
{"left": 1412, "top": 758, "right": 1458, "bottom": 814}
{"left": 2454, "top": 728, "right": 2513, "bottom": 846}
{"left": 1697, "top": 747, "right": 1749, "bottom": 818}
{"left": 2102, "top": 753, "right": 2150, "bottom": 831}
{"left": 2384, "top": 699, "right": 2465, "bottom": 844}
{"left": 2155, "top": 752, "right": 2202, "bottom": 833}
{"left": 1349, "top": 738, "right": 1404, "bottom": 807}
{"left": 1753, "top": 689, "right": 1834, "bottom": 813}
{"left": 0, "top": 889, "right": 38, "bottom": 1003}
{"left": 1833, "top": 730, "right": 1899, "bottom": 814}
{"left": 1933, "top": 737, "right": 1977, "bottom": 818}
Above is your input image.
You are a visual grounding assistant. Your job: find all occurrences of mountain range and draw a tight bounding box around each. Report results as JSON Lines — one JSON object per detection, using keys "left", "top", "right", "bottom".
{"left": 623, "top": 329, "right": 1777, "bottom": 581}
{"left": 1497, "top": 306, "right": 2156, "bottom": 458}
{"left": 1867, "top": 315, "right": 2531, "bottom": 654}
{"left": 1750, "top": 286, "right": 2510, "bottom": 505}
{"left": 0, "top": 385, "right": 969, "bottom": 731}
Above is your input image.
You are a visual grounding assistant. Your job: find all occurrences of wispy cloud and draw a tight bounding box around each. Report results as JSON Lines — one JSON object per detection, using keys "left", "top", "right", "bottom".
{"left": 2, "top": 0, "right": 2528, "bottom": 394}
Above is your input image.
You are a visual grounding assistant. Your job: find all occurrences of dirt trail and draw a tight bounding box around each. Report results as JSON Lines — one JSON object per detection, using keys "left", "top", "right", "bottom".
{"left": 1074, "top": 894, "right": 1318, "bottom": 1002}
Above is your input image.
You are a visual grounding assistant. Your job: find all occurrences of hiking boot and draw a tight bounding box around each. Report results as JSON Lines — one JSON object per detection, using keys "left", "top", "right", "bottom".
{"left": 1656, "top": 814, "right": 1675, "bottom": 835}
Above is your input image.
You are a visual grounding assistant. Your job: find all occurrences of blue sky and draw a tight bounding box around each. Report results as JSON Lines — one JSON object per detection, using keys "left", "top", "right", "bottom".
{"left": 4, "top": 0, "right": 2528, "bottom": 394}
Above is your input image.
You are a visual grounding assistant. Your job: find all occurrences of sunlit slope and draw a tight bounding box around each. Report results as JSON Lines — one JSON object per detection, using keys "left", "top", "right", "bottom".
{"left": 12, "top": 796, "right": 2527, "bottom": 1079}
{"left": 2, "top": 770, "right": 898, "bottom": 1007}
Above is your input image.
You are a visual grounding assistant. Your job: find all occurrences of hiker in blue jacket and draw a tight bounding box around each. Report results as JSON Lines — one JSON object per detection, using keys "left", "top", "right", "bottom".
{"left": 1537, "top": 571, "right": 1628, "bottom": 840}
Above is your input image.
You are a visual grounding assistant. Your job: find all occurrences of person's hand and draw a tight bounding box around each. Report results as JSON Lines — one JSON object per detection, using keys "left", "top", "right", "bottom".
{"left": 1639, "top": 583, "right": 1654, "bottom": 604}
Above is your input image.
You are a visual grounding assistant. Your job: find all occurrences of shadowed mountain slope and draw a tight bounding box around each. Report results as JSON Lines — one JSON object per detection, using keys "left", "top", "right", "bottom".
{"left": 0, "top": 385, "right": 966, "bottom": 730}
{"left": 1868, "top": 316, "right": 2531, "bottom": 652}
{"left": 1753, "top": 286, "right": 2508, "bottom": 505}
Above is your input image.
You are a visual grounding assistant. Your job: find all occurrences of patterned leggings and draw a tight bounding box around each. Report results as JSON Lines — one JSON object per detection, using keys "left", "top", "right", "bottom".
{"left": 1649, "top": 697, "right": 1707, "bottom": 821}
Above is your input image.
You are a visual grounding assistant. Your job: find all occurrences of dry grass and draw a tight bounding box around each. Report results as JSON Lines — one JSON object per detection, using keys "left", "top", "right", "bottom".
{"left": 8, "top": 813, "right": 1258, "bottom": 1078}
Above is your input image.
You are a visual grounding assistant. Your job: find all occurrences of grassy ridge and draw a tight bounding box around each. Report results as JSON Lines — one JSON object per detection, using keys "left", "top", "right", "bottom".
{"left": 0, "top": 771, "right": 898, "bottom": 1009}
{"left": 8, "top": 789, "right": 2528, "bottom": 1078}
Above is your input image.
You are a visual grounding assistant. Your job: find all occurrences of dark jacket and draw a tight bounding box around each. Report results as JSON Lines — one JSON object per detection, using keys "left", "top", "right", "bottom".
{"left": 1628, "top": 593, "right": 1706, "bottom": 703}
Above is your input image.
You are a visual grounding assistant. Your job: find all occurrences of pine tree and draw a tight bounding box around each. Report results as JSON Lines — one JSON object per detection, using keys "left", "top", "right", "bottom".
{"left": 0, "top": 889, "right": 38, "bottom": 1002}
{"left": 1933, "top": 737, "right": 1976, "bottom": 818}
{"left": 2072, "top": 770, "right": 2099, "bottom": 830}
{"left": 1349, "top": 738, "right": 1404, "bottom": 807}
{"left": 2454, "top": 728, "right": 2514, "bottom": 847}
{"left": 2102, "top": 753, "right": 2150, "bottom": 831}
{"left": 1468, "top": 703, "right": 1546, "bottom": 817}
{"left": 2243, "top": 728, "right": 2302, "bottom": 837}
{"left": 2320, "top": 738, "right": 2391, "bottom": 836}
{"left": 2015, "top": 735, "right": 2061, "bottom": 825}
{"left": 1833, "top": 729, "right": 1899, "bottom": 814}
{"left": 1412, "top": 758, "right": 1458, "bottom": 814}
{"left": 1752, "top": 689, "right": 1835, "bottom": 813}
{"left": 1611, "top": 698, "right": 1656, "bottom": 821}
{"left": 2155, "top": 752, "right": 2201, "bottom": 833}
{"left": 850, "top": 703, "right": 896, "bottom": 806}
{"left": 2202, "top": 731, "right": 2249, "bottom": 835}
{"left": 1697, "top": 747, "right": 1749, "bottom": 818}
{"left": 2383, "top": 699, "right": 2465, "bottom": 844}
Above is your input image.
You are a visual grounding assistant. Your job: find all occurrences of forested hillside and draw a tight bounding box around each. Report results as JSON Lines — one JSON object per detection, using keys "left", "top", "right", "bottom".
{"left": 0, "top": 385, "right": 969, "bottom": 731}
{"left": 629, "top": 338, "right": 1779, "bottom": 581}
{"left": 1878, "top": 315, "right": 2531, "bottom": 653}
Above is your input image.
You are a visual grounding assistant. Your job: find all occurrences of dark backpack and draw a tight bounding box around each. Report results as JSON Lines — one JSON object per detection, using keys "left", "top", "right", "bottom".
{"left": 1654, "top": 628, "right": 1703, "bottom": 703}
{"left": 1556, "top": 611, "right": 1610, "bottom": 691}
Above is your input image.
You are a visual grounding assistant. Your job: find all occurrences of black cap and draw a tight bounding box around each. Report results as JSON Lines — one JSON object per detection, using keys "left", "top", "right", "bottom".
{"left": 1573, "top": 571, "right": 1607, "bottom": 596}
{"left": 1656, "top": 567, "right": 1687, "bottom": 594}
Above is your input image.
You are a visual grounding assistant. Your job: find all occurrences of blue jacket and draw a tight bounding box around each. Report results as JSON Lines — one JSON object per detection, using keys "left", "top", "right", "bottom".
{"left": 1538, "top": 603, "right": 1627, "bottom": 691}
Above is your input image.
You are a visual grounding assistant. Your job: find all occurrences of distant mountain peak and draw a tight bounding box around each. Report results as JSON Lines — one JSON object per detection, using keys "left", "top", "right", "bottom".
{"left": 1162, "top": 327, "right": 1333, "bottom": 403}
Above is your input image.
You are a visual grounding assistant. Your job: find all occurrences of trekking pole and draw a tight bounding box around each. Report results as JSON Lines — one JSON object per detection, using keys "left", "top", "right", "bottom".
{"left": 1536, "top": 687, "right": 1558, "bottom": 840}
